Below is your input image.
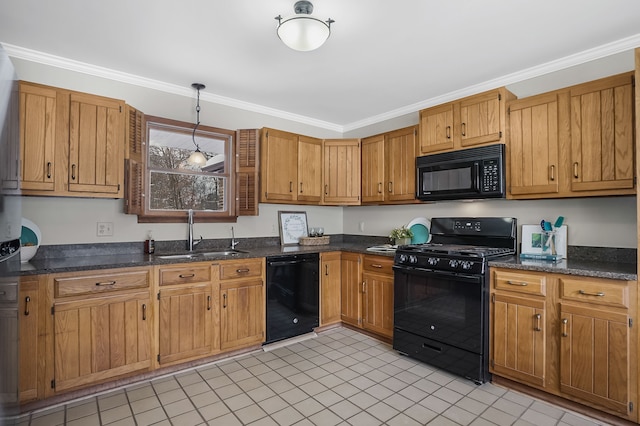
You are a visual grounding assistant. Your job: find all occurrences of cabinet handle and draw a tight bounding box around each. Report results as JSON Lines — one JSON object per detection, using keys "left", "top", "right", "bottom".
{"left": 506, "top": 280, "right": 527, "bottom": 286}
{"left": 446, "top": 126, "right": 451, "bottom": 140}
{"left": 370, "top": 264, "right": 383, "bottom": 269}
{"left": 324, "top": 184, "right": 328, "bottom": 196}
{"left": 578, "top": 289, "right": 605, "bottom": 297}
{"left": 549, "top": 165, "right": 555, "bottom": 181}
{"left": 207, "top": 295, "right": 211, "bottom": 311}
{"left": 71, "top": 164, "right": 76, "bottom": 181}
{"left": 300, "top": 182, "right": 303, "bottom": 193}
{"left": 223, "top": 293, "right": 227, "bottom": 308}
{"left": 362, "top": 281, "right": 366, "bottom": 293}
{"left": 388, "top": 182, "right": 393, "bottom": 193}
{"left": 289, "top": 181, "right": 293, "bottom": 193}
{"left": 95, "top": 280, "right": 116, "bottom": 286}
{"left": 461, "top": 122, "right": 466, "bottom": 137}
{"left": 46, "top": 162, "right": 52, "bottom": 179}
{"left": 573, "top": 162, "right": 579, "bottom": 178}
{"left": 24, "top": 296, "right": 31, "bottom": 316}
{"left": 377, "top": 182, "right": 382, "bottom": 194}
{"left": 142, "top": 303, "right": 147, "bottom": 320}
{"left": 178, "top": 273, "right": 195, "bottom": 278}
{"left": 562, "top": 318, "right": 568, "bottom": 337}
{"left": 236, "top": 268, "right": 250, "bottom": 273}
{"left": 534, "top": 313, "right": 541, "bottom": 331}
{"left": 325, "top": 264, "right": 329, "bottom": 276}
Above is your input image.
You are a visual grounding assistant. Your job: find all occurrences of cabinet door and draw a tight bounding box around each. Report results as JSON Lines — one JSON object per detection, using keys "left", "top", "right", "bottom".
{"left": 260, "top": 128, "right": 298, "bottom": 202}
{"left": 53, "top": 291, "right": 152, "bottom": 393}
{"left": 560, "top": 303, "right": 633, "bottom": 418}
{"left": 158, "top": 284, "right": 214, "bottom": 365}
{"left": 323, "top": 139, "right": 361, "bottom": 205}
{"left": 297, "top": 135, "right": 323, "bottom": 203}
{"left": 570, "top": 73, "right": 634, "bottom": 192}
{"left": 459, "top": 90, "right": 504, "bottom": 147}
{"left": 491, "top": 293, "right": 546, "bottom": 388}
{"left": 19, "top": 276, "right": 43, "bottom": 403}
{"left": 385, "top": 126, "right": 417, "bottom": 202}
{"left": 19, "top": 82, "right": 57, "bottom": 191}
{"left": 68, "top": 92, "right": 124, "bottom": 196}
{"left": 361, "top": 135, "right": 385, "bottom": 204}
{"left": 419, "top": 103, "right": 454, "bottom": 154}
{"left": 340, "top": 252, "right": 362, "bottom": 327}
{"left": 508, "top": 92, "right": 560, "bottom": 197}
{"left": 220, "top": 279, "right": 264, "bottom": 350}
{"left": 320, "top": 252, "right": 341, "bottom": 326}
{"left": 362, "top": 272, "right": 393, "bottom": 338}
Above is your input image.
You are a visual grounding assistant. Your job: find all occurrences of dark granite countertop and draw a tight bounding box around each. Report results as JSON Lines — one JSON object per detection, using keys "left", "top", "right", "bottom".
{"left": 20, "top": 236, "right": 636, "bottom": 281}
{"left": 489, "top": 256, "right": 637, "bottom": 281}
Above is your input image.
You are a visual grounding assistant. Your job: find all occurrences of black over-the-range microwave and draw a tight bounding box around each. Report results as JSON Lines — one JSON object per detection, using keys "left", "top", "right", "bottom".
{"left": 416, "top": 143, "right": 506, "bottom": 201}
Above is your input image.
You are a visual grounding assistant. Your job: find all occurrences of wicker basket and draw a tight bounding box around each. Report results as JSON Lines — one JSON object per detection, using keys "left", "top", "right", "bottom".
{"left": 299, "top": 236, "right": 330, "bottom": 246}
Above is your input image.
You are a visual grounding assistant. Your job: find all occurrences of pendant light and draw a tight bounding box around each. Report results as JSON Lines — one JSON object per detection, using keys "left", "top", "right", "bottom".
{"left": 188, "top": 83, "right": 207, "bottom": 166}
{"left": 275, "top": 1, "right": 334, "bottom": 51}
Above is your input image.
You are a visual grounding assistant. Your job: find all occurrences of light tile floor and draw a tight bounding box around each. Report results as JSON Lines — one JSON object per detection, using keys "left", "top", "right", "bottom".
{"left": 13, "top": 327, "right": 609, "bottom": 426}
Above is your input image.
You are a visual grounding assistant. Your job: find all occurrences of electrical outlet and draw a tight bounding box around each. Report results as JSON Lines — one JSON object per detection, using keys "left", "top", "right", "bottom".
{"left": 97, "top": 222, "right": 113, "bottom": 237}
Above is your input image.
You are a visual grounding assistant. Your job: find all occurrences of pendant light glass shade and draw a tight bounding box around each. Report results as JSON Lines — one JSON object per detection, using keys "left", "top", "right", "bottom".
{"left": 187, "top": 149, "right": 207, "bottom": 166}
{"left": 276, "top": 1, "right": 333, "bottom": 52}
{"left": 188, "top": 83, "right": 208, "bottom": 167}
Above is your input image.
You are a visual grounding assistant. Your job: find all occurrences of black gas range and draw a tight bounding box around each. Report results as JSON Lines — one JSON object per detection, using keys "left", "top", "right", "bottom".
{"left": 393, "top": 217, "right": 516, "bottom": 384}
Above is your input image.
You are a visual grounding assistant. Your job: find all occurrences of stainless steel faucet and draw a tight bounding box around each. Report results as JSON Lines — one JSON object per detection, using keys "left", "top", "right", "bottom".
{"left": 187, "top": 209, "right": 202, "bottom": 251}
{"left": 230, "top": 226, "right": 239, "bottom": 250}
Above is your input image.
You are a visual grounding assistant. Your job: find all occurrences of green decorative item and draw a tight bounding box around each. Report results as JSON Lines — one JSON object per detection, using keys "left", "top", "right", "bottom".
{"left": 389, "top": 226, "right": 413, "bottom": 246}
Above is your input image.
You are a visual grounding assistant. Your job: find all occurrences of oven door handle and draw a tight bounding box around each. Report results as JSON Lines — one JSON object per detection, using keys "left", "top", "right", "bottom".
{"left": 393, "top": 265, "right": 481, "bottom": 281}
{"left": 268, "top": 260, "right": 305, "bottom": 266}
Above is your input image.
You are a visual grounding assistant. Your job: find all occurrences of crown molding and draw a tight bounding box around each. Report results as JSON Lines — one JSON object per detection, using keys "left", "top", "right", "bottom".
{"left": 1, "top": 43, "right": 343, "bottom": 133}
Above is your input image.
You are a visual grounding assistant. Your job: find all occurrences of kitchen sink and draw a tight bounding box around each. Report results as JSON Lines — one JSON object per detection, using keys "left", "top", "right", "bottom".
{"left": 157, "top": 249, "right": 248, "bottom": 259}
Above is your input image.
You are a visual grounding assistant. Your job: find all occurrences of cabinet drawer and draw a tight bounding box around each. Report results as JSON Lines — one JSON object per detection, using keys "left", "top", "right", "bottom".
{"left": 363, "top": 255, "right": 394, "bottom": 275}
{"left": 158, "top": 264, "right": 212, "bottom": 286}
{"left": 55, "top": 269, "right": 150, "bottom": 297}
{"left": 560, "top": 277, "right": 629, "bottom": 308}
{"left": 493, "top": 270, "right": 546, "bottom": 296}
{"left": 219, "top": 259, "right": 263, "bottom": 280}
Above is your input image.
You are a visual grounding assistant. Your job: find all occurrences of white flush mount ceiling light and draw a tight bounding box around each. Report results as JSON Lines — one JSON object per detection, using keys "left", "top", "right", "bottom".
{"left": 188, "top": 83, "right": 208, "bottom": 167}
{"left": 275, "top": 1, "right": 334, "bottom": 51}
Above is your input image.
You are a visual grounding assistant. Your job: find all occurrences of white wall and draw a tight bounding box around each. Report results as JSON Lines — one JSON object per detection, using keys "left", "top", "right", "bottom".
{"left": 11, "top": 52, "right": 639, "bottom": 249}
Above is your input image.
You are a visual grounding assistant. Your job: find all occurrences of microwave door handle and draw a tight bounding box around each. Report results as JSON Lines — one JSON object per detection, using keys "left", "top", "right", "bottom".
{"left": 474, "top": 162, "right": 481, "bottom": 193}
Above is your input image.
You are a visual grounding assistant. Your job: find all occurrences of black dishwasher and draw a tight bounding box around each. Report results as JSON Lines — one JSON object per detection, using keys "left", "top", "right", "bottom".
{"left": 265, "top": 253, "right": 319, "bottom": 344}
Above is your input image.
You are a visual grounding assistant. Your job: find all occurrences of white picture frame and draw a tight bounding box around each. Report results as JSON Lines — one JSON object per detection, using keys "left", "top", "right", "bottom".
{"left": 278, "top": 211, "right": 308, "bottom": 245}
{"left": 521, "top": 224, "right": 568, "bottom": 258}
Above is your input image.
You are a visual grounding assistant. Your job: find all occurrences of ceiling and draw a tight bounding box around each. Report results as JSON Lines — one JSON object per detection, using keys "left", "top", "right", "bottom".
{"left": 2, "top": 0, "right": 640, "bottom": 132}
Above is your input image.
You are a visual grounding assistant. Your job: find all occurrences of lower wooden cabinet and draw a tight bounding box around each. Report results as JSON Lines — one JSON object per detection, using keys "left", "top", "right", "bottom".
{"left": 19, "top": 275, "right": 46, "bottom": 403}
{"left": 340, "top": 252, "right": 362, "bottom": 327}
{"left": 320, "top": 252, "right": 341, "bottom": 326}
{"left": 490, "top": 268, "right": 638, "bottom": 423}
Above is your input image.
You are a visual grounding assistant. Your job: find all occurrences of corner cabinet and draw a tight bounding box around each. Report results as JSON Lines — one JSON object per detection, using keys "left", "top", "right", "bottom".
{"left": 19, "top": 81, "right": 125, "bottom": 198}
{"left": 490, "top": 267, "right": 638, "bottom": 423}
{"left": 419, "top": 87, "right": 515, "bottom": 155}
{"left": 320, "top": 252, "right": 342, "bottom": 327}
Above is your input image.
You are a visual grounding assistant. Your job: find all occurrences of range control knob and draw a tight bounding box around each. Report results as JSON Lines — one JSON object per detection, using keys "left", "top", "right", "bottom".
{"left": 409, "top": 255, "right": 418, "bottom": 264}
{"left": 448, "top": 259, "right": 459, "bottom": 268}
{"left": 398, "top": 254, "right": 408, "bottom": 263}
{"left": 427, "top": 257, "right": 438, "bottom": 266}
{"left": 460, "top": 261, "right": 473, "bottom": 270}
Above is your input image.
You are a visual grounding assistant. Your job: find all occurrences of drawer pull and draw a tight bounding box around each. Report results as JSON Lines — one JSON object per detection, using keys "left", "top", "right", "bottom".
{"left": 506, "top": 280, "right": 527, "bottom": 286}
{"left": 370, "top": 264, "right": 383, "bottom": 269}
{"left": 578, "top": 289, "right": 605, "bottom": 297}
{"left": 223, "top": 293, "right": 227, "bottom": 308}
{"left": 207, "top": 295, "right": 212, "bottom": 311}
{"left": 71, "top": 164, "right": 76, "bottom": 181}
{"left": 549, "top": 165, "right": 555, "bottom": 181}
{"left": 446, "top": 125, "right": 451, "bottom": 140}
{"left": 178, "top": 274, "right": 195, "bottom": 278}
{"left": 377, "top": 182, "right": 382, "bottom": 194}
{"left": 562, "top": 318, "right": 568, "bottom": 337}
{"left": 534, "top": 313, "right": 541, "bottom": 331}
{"left": 388, "top": 182, "right": 393, "bottom": 193}
{"left": 573, "top": 162, "right": 579, "bottom": 179}
{"left": 236, "top": 268, "right": 250, "bottom": 273}
{"left": 24, "top": 296, "right": 31, "bottom": 316}
{"left": 95, "top": 281, "right": 116, "bottom": 286}
{"left": 47, "top": 162, "right": 52, "bottom": 178}
{"left": 142, "top": 304, "right": 147, "bottom": 320}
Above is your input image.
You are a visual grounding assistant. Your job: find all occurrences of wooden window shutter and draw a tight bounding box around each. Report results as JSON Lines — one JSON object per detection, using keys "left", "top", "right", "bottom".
{"left": 124, "top": 105, "right": 145, "bottom": 215}
{"left": 235, "top": 129, "right": 259, "bottom": 216}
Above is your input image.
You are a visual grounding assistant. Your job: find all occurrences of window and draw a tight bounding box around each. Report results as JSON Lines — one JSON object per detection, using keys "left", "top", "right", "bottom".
{"left": 141, "top": 116, "right": 235, "bottom": 221}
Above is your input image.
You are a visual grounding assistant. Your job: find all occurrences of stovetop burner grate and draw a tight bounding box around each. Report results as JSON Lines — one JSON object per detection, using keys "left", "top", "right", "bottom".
{"left": 398, "top": 243, "right": 515, "bottom": 258}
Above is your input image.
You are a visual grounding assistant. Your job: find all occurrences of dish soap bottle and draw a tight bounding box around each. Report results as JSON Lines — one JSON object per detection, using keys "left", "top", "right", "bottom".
{"left": 144, "top": 231, "right": 155, "bottom": 254}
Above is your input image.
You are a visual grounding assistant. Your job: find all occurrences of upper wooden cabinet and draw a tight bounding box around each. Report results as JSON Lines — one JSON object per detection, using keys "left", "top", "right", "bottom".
{"left": 297, "top": 135, "right": 323, "bottom": 203}
{"left": 19, "top": 81, "right": 125, "bottom": 198}
{"left": 507, "top": 72, "right": 635, "bottom": 199}
{"left": 419, "top": 88, "right": 515, "bottom": 155}
{"left": 362, "top": 126, "right": 418, "bottom": 204}
{"left": 569, "top": 72, "right": 635, "bottom": 193}
{"left": 322, "top": 138, "right": 361, "bottom": 205}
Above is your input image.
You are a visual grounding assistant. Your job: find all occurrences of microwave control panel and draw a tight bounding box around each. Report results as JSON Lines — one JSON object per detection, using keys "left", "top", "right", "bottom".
{"left": 481, "top": 159, "right": 500, "bottom": 192}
